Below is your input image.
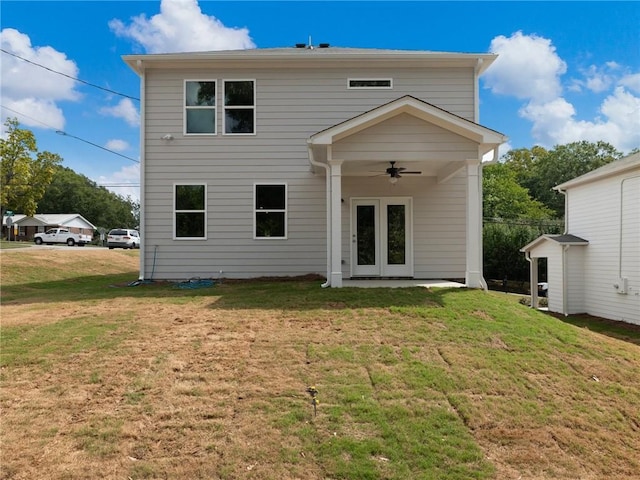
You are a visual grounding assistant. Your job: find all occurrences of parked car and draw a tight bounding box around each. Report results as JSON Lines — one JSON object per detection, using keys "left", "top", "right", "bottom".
{"left": 538, "top": 282, "right": 549, "bottom": 297}
{"left": 107, "top": 229, "right": 140, "bottom": 249}
{"left": 33, "top": 228, "right": 92, "bottom": 246}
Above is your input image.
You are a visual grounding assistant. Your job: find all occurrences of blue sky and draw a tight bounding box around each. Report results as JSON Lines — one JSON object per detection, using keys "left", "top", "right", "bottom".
{"left": 1, "top": 1, "right": 639, "bottom": 202}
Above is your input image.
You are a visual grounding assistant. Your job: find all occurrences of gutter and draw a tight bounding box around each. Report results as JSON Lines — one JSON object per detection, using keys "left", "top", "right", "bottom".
{"left": 307, "top": 144, "right": 331, "bottom": 288}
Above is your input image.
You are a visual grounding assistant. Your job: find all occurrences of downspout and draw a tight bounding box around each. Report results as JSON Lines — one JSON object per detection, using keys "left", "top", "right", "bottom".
{"left": 557, "top": 187, "right": 568, "bottom": 315}
{"left": 619, "top": 174, "right": 640, "bottom": 279}
{"left": 307, "top": 143, "right": 331, "bottom": 288}
{"left": 562, "top": 245, "right": 569, "bottom": 316}
{"left": 478, "top": 159, "right": 488, "bottom": 291}
{"left": 137, "top": 59, "right": 146, "bottom": 281}
{"left": 556, "top": 187, "right": 569, "bottom": 234}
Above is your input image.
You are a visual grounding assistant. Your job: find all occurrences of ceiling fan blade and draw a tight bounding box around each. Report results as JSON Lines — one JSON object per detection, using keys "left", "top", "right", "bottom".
{"left": 401, "top": 171, "right": 422, "bottom": 174}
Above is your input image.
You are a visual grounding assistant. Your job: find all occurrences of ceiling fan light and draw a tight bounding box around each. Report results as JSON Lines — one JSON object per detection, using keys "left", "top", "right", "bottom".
{"left": 389, "top": 176, "right": 398, "bottom": 184}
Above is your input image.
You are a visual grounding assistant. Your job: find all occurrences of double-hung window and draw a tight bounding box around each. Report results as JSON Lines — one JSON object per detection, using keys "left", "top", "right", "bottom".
{"left": 224, "top": 80, "right": 255, "bottom": 134}
{"left": 174, "top": 184, "right": 206, "bottom": 239}
{"left": 185, "top": 81, "right": 216, "bottom": 134}
{"left": 254, "top": 184, "right": 286, "bottom": 239}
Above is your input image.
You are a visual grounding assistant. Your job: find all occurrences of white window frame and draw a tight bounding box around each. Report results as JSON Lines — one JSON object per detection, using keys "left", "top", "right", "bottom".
{"left": 184, "top": 79, "right": 217, "bottom": 136}
{"left": 253, "top": 183, "right": 287, "bottom": 240}
{"left": 173, "top": 183, "right": 207, "bottom": 240}
{"left": 223, "top": 79, "right": 256, "bottom": 136}
{"left": 347, "top": 78, "right": 393, "bottom": 89}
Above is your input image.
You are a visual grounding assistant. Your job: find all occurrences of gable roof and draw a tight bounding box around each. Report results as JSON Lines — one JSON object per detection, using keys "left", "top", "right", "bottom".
{"left": 554, "top": 151, "right": 640, "bottom": 191}
{"left": 124, "top": 46, "right": 497, "bottom": 75}
{"left": 307, "top": 95, "right": 507, "bottom": 155}
{"left": 2, "top": 214, "right": 96, "bottom": 229}
{"left": 520, "top": 234, "right": 589, "bottom": 253}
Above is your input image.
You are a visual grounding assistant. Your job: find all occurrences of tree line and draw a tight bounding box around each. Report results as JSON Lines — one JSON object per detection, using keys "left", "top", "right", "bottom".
{"left": 1, "top": 118, "right": 138, "bottom": 235}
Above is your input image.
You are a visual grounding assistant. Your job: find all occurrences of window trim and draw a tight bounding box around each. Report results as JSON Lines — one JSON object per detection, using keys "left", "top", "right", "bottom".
{"left": 184, "top": 79, "right": 217, "bottom": 136}
{"left": 173, "top": 182, "right": 207, "bottom": 240}
{"left": 253, "top": 182, "right": 287, "bottom": 240}
{"left": 223, "top": 79, "right": 256, "bottom": 136}
{"left": 347, "top": 78, "right": 393, "bottom": 89}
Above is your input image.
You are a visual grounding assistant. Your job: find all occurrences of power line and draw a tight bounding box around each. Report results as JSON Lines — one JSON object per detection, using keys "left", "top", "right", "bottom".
{"left": 1, "top": 48, "right": 139, "bottom": 101}
{"left": 56, "top": 130, "right": 140, "bottom": 164}
{"left": 1, "top": 104, "right": 139, "bottom": 164}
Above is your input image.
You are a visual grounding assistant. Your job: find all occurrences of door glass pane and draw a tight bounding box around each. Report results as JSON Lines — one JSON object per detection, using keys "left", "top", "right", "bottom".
{"left": 387, "top": 204, "right": 405, "bottom": 265}
{"left": 357, "top": 205, "right": 376, "bottom": 266}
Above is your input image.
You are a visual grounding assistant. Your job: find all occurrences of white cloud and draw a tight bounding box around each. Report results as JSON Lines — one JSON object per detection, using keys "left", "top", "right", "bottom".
{"left": 109, "top": 0, "right": 255, "bottom": 54}
{"left": 97, "top": 163, "right": 140, "bottom": 203}
{"left": 0, "top": 28, "right": 80, "bottom": 129}
{"left": 484, "top": 31, "right": 566, "bottom": 103}
{"left": 100, "top": 98, "right": 140, "bottom": 127}
{"left": 483, "top": 31, "right": 640, "bottom": 153}
{"left": 105, "top": 139, "right": 130, "bottom": 152}
{"left": 620, "top": 73, "right": 640, "bottom": 93}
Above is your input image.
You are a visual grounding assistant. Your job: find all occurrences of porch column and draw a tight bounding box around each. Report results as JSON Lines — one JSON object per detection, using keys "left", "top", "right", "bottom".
{"left": 465, "top": 162, "right": 483, "bottom": 288}
{"left": 329, "top": 159, "right": 343, "bottom": 287}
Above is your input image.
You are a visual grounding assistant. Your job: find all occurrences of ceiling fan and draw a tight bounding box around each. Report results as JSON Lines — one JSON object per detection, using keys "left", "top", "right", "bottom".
{"left": 385, "top": 161, "right": 422, "bottom": 183}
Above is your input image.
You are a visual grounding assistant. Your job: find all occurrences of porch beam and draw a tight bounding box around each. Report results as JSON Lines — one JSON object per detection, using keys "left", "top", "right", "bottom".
{"left": 437, "top": 161, "right": 466, "bottom": 184}
{"left": 329, "top": 158, "right": 344, "bottom": 287}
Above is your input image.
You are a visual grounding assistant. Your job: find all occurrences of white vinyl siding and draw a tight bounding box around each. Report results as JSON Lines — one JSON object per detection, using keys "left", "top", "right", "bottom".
{"left": 334, "top": 113, "right": 477, "bottom": 163}
{"left": 141, "top": 65, "right": 477, "bottom": 280}
{"left": 565, "top": 174, "right": 640, "bottom": 324}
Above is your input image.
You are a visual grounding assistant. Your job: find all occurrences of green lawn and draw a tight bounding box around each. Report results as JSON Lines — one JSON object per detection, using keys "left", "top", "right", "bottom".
{"left": 1, "top": 249, "right": 639, "bottom": 479}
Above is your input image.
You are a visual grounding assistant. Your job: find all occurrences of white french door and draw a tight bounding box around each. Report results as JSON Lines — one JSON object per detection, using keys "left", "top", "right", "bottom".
{"left": 351, "top": 198, "right": 413, "bottom": 277}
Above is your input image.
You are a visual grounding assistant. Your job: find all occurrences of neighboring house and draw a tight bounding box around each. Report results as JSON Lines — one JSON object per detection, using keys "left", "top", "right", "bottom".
{"left": 124, "top": 45, "right": 506, "bottom": 287}
{"left": 521, "top": 152, "right": 640, "bottom": 325}
{"left": 2, "top": 214, "right": 96, "bottom": 242}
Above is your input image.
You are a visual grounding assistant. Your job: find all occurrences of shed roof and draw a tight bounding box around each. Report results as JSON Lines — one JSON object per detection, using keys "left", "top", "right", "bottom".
{"left": 521, "top": 234, "right": 589, "bottom": 253}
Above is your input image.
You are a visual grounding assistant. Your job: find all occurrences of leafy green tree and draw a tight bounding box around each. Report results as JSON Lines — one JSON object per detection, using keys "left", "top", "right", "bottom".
{"left": 483, "top": 221, "right": 562, "bottom": 283}
{"left": 38, "top": 166, "right": 138, "bottom": 230}
{"left": 483, "top": 163, "right": 552, "bottom": 220}
{"left": 0, "top": 118, "right": 62, "bottom": 216}
{"left": 501, "top": 141, "right": 622, "bottom": 217}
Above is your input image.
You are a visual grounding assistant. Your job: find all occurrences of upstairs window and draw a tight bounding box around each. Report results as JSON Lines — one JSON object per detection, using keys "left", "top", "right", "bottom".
{"left": 185, "top": 81, "right": 216, "bottom": 134}
{"left": 254, "top": 184, "right": 286, "bottom": 239}
{"left": 174, "top": 184, "right": 206, "bottom": 239}
{"left": 224, "top": 80, "right": 255, "bottom": 134}
{"left": 348, "top": 78, "right": 393, "bottom": 89}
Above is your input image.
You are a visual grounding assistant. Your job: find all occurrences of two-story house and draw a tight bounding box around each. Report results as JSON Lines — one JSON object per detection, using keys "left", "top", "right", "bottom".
{"left": 124, "top": 45, "right": 506, "bottom": 287}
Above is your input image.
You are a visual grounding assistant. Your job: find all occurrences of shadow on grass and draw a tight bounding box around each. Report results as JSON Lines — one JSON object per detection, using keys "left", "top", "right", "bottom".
{"left": 551, "top": 312, "right": 640, "bottom": 346}
{"left": 205, "top": 279, "right": 464, "bottom": 310}
{"left": 1, "top": 273, "right": 466, "bottom": 310}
